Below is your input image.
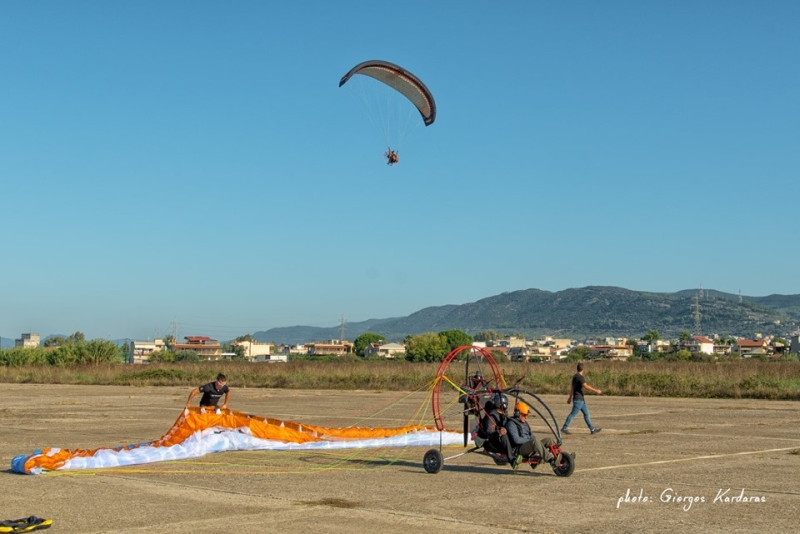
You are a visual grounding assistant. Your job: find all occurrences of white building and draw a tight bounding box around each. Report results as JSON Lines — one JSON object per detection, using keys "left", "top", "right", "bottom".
{"left": 251, "top": 354, "right": 288, "bottom": 363}
{"left": 364, "top": 342, "right": 406, "bottom": 359}
{"left": 130, "top": 339, "right": 167, "bottom": 364}
{"left": 687, "top": 336, "right": 715, "bottom": 355}
{"left": 231, "top": 340, "right": 275, "bottom": 362}
{"left": 15, "top": 333, "right": 40, "bottom": 348}
{"left": 497, "top": 336, "right": 526, "bottom": 348}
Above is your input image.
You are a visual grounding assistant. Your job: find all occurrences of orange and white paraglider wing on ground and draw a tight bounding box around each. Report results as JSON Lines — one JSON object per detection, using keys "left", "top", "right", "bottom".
{"left": 12, "top": 407, "right": 466, "bottom": 475}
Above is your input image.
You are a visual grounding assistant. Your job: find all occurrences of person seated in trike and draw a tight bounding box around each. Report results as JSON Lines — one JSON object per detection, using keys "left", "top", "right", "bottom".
{"left": 475, "top": 393, "right": 517, "bottom": 461}
{"left": 505, "top": 401, "right": 562, "bottom": 470}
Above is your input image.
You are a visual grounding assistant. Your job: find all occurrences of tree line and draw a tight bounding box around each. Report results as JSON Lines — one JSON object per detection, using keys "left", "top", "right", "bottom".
{"left": 0, "top": 332, "right": 123, "bottom": 366}
{"left": 3, "top": 328, "right": 794, "bottom": 367}
{"left": 0, "top": 332, "right": 255, "bottom": 367}
{"left": 353, "top": 330, "right": 509, "bottom": 362}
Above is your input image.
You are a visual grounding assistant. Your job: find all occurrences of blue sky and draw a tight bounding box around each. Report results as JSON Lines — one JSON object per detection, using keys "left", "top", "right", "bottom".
{"left": 1, "top": 1, "right": 798, "bottom": 342}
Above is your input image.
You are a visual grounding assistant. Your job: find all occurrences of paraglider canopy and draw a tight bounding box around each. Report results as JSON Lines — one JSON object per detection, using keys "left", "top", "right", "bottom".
{"left": 339, "top": 60, "right": 436, "bottom": 126}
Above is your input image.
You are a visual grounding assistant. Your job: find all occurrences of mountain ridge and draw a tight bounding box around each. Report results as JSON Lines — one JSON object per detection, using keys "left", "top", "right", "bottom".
{"left": 5, "top": 287, "right": 798, "bottom": 347}
{"left": 252, "top": 286, "right": 800, "bottom": 345}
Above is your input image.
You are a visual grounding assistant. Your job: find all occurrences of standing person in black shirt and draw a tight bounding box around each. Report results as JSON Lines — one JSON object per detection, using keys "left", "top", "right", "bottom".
{"left": 185, "top": 373, "right": 231, "bottom": 414}
{"left": 561, "top": 363, "right": 602, "bottom": 435}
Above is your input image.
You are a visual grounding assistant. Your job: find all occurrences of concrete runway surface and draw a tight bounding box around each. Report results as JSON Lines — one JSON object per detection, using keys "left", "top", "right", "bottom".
{"left": 1, "top": 384, "right": 799, "bottom": 534}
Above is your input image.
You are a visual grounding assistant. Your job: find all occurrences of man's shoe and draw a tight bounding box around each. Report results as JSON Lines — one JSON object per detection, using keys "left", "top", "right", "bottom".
{"left": 591, "top": 428, "right": 602, "bottom": 434}
{"left": 561, "top": 428, "right": 571, "bottom": 435}
{"left": 512, "top": 454, "right": 523, "bottom": 471}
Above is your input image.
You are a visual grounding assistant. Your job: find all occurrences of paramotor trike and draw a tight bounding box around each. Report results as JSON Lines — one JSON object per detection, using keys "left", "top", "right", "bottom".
{"left": 422, "top": 346, "right": 575, "bottom": 477}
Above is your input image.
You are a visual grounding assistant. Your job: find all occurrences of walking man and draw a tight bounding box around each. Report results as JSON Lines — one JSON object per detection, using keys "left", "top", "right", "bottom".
{"left": 562, "top": 363, "right": 602, "bottom": 435}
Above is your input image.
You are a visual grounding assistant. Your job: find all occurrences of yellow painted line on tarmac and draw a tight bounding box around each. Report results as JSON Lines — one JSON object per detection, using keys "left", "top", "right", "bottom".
{"left": 46, "top": 446, "right": 435, "bottom": 477}
{"left": 600, "top": 411, "right": 671, "bottom": 417}
{"left": 580, "top": 446, "right": 799, "bottom": 472}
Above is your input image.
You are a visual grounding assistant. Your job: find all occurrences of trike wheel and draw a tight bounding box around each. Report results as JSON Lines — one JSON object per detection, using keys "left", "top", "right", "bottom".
{"left": 423, "top": 449, "right": 444, "bottom": 474}
{"left": 553, "top": 451, "right": 575, "bottom": 477}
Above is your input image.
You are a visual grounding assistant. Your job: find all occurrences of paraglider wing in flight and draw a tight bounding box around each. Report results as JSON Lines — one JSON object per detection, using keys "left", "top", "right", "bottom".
{"left": 339, "top": 60, "right": 436, "bottom": 126}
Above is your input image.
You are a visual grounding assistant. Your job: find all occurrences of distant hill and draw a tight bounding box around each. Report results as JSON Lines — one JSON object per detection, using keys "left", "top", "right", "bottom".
{"left": 253, "top": 317, "right": 402, "bottom": 346}
{"left": 674, "top": 289, "right": 800, "bottom": 315}
{"left": 253, "top": 286, "right": 800, "bottom": 345}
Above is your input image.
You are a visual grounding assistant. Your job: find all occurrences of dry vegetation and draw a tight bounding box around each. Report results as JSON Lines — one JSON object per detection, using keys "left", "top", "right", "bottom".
{"left": 1, "top": 359, "right": 799, "bottom": 399}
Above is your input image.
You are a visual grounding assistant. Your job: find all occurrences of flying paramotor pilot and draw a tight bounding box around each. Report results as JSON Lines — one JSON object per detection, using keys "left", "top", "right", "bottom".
{"left": 385, "top": 149, "right": 399, "bottom": 166}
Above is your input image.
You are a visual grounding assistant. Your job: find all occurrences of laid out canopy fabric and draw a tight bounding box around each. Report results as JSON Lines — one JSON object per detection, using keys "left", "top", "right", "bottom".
{"left": 12, "top": 407, "right": 465, "bottom": 475}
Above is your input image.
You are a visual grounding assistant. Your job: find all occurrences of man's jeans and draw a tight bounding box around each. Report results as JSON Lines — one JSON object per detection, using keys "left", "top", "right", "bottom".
{"left": 562, "top": 399, "right": 594, "bottom": 431}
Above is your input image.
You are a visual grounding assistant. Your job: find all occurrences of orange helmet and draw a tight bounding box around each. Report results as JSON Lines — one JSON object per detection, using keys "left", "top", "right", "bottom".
{"left": 515, "top": 402, "right": 531, "bottom": 416}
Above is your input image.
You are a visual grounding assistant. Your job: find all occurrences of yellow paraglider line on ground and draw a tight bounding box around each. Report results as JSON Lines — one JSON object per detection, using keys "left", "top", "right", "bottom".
{"left": 43, "top": 443, "right": 431, "bottom": 477}
{"left": 50, "top": 443, "right": 451, "bottom": 477}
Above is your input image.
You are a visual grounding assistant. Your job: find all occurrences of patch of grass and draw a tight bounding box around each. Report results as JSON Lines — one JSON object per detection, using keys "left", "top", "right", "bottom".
{"left": 300, "top": 498, "right": 359, "bottom": 508}
{"left": 681, "top": 427, "right": 705, "bottom": 431}
{"left": 625, "top": 429, "right": 661, "bottom": 435}
{"left": 113, "top": 368, "right": 192, "bottom": 385}
{"left": 789, "top": 449, "right": 800, "bottom": 456}
{"left": 1, "top": 360, "right": 800, "bottom": 400}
